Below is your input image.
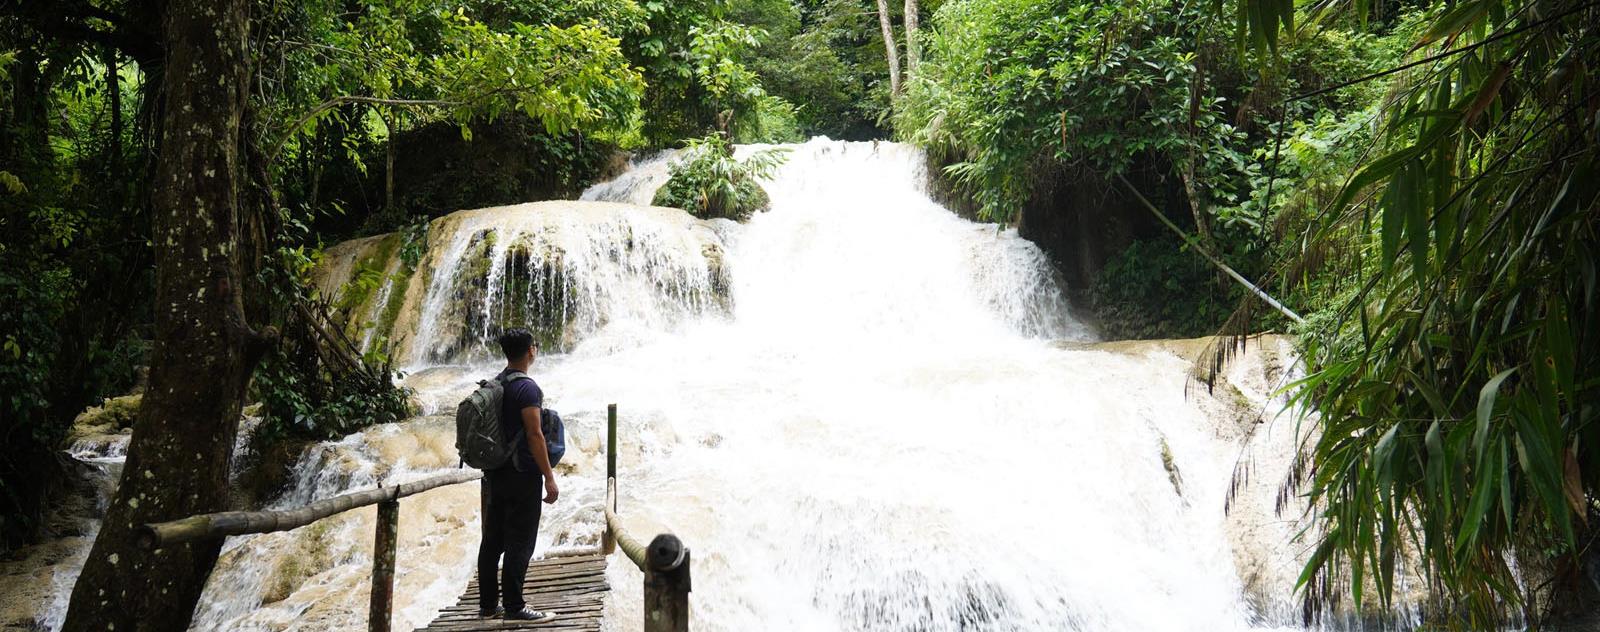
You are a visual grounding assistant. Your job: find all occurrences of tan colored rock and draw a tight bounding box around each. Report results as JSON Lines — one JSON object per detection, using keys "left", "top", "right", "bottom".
{"left": 0, "top": 535, "right": 93, "bottom": 630}
{"left": 65, "top": 393, "right": 141, "bottom": 445}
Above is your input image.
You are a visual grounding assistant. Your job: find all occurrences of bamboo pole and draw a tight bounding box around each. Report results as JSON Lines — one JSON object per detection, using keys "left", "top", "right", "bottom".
{"left": 643, "top": 534, "right": 691, "bottom": 632}
{"left": 1115, "top": 173, "right": 1306, "bottom": 324}
{"left": 606, "top": 478, "right": 648, "bottom": 571}
{"left": 369, "top": 499, "right": 399, "bottom": 632}
{"left": 138, "top": 469, "right": 483, "bottom": 549}
{"left": 603, "top": 404, "right": 617, "bottom": 555}
{"left": 607, "top": 404, "right": 618, "bottom": 483}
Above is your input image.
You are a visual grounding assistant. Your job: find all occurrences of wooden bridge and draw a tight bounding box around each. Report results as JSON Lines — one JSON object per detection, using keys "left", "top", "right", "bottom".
{"left": 140, "top": 404, "right": 691, "bottom": 632}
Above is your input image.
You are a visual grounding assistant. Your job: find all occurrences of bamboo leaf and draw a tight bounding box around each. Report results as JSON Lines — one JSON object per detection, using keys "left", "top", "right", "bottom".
{"left": 1406, "top": 163, "right": 1430, "bottom": 285}
{"left": 1544, "top": 300, "right": 1575, "bottom": 399}
{"left": 1474, "top": 368, "right": 1516, "bottom": 461}
{"left": 1456, "top": 436, "right": 1500, "bottom": 559}
{"left": 1380, "top": 169, "right": 1407, "bottom": 267}
{"left": 1416, "top": 0, "right": 1489, "bottom": 50}
{"left": 1563, "top": 446, "right": 1586, "bottom": 526}
{"left": 1334, "top": 145, "right": 1423, "bottom": 214}
{"left": 1375, "top": 423, "right": 1401, "bottom": 491}
{"left": 1514, "top": 411, "right": 1574, "bottom": 546}
{"left": 1500, "top": 440, "right": 1515, "bottom": 528}
{"left": 1463, "top": 63, "right": 1512, "bottom": 125}
{"left": 1296, "top": 536, "right": 1338, "bottom": 589}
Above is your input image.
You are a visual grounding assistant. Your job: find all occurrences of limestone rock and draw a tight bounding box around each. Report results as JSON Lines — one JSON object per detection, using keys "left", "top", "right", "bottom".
{"left": 65, "top": 394, "right": 141, "bottom": 445}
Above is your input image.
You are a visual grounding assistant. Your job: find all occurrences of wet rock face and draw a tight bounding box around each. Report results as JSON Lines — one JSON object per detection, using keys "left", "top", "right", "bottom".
{"left": 429, "top": 229, "right": 582, "bottom": 357}
{"left": 314, "top": 201, "right": 732, "bottom": 365}
{"left": 1073, "top": 335, "right": 1428, "bottom": 626}
{"left": 0, "top": 534, "right": 94, "bottom": 629}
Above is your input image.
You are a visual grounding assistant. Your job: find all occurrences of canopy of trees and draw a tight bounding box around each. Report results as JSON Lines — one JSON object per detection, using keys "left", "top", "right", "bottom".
{"left": 2, "top": 0, "right": 1595, "bottom": 629}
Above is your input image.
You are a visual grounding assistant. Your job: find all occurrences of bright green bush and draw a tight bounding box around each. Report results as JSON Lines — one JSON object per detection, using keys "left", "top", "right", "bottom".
{"left": 652, "top": 135, "right": 789, "bottom": 221}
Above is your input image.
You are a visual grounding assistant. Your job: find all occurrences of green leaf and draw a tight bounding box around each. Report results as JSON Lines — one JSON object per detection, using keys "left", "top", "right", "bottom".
{"left": 1474, "top": 368, "right": 1516, "bottom": 462}
{"left": 1406, "top": 163, "right": 1429, "bottom": 285}
{"left": 1455, "top": 436, "right": 1500, "bottom": 559}
{"left": 1416, "top": 0, "right": 1489, "bottom": 49}
{"left": 1336, "top": 145, "right": 1423, "bottom": 220}
{"left": 1513, "top": 410, "right": 1574, "bottom": 547}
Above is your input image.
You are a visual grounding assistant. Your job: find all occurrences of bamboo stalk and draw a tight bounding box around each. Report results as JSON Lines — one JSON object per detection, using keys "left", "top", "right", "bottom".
{"left": 138, "top": 469, "right": 483, "bottom": 549}
{"left": 603, "top": 404, "right": 618, "bottom": 555}
{"left": 605, "top": 478, "right": 648, "bottom": 571}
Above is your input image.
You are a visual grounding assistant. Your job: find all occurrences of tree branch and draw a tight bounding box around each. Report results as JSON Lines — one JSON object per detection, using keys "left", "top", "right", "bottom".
{"left": 268, "top": 95, "right": 462, "bottom": 162}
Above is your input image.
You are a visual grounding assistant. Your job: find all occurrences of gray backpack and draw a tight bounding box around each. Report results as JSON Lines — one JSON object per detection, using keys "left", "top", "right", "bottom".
{"left": 454, "top": 371, "right": 529, "bottom": 469}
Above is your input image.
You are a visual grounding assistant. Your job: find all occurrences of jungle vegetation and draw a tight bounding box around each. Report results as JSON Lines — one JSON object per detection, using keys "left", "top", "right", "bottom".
{"left": 896, "top": 0, "right": 1598, "bottom": 626}
{"left": 0, "top": 0, "right": 1595, "bottom": 629}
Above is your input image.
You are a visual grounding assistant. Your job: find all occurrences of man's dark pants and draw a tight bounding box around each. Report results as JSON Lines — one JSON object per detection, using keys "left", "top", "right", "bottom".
{"left": 477, "top": 466, "right": 543, "bottom": 611}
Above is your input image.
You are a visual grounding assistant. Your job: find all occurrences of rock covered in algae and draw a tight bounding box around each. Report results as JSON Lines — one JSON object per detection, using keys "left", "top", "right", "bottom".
{"left": 65, "top": 393, "right": 142, "bottom": 445}
{"left": 314, "top": 201, "right": 733, "bottom": 365}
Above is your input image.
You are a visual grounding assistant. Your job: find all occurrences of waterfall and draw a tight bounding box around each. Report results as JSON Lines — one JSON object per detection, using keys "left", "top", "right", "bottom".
{"left": 404, "top": 202, "right": 730, "bottom": 367}
{"left": 579, "top": 150, "right": 678, "bottom": 206}
{"left": 18, "top": 138, "right": 1353, "bottom": 632}
{"left": 533, "top": 139, "right": 1297, "bottom": 630}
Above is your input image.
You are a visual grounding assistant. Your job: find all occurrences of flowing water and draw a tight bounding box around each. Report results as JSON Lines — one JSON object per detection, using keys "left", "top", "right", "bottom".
{"left": 18, "top": 138, "right": 1336, "bottom": 631}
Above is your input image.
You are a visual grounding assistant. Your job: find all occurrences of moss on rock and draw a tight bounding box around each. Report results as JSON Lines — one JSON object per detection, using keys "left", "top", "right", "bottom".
{"left": 66, "top": 394, "right": 141, "bottom": 444}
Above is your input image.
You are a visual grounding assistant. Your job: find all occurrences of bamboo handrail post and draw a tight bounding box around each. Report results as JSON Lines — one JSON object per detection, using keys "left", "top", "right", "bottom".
{"left": 603, "top": 403, "right": 618, "bottom": 555}
{"left": 369, "top": 499, "right": 399, "bottom": 632}
{"left": 643, "top": 534, "right": 691, "bottom": 632}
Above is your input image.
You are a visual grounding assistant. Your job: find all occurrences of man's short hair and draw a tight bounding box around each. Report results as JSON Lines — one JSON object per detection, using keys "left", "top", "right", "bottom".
{"left": 498, "top": 329, "right": 535, "bottom": 361}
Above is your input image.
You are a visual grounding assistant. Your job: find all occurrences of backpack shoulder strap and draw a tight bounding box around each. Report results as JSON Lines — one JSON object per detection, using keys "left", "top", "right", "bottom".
{"left": 500, "top": 370, "right": 532, "bottom": 383}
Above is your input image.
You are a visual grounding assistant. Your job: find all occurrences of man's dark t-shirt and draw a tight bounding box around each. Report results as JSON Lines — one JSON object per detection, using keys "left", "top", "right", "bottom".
{"left": 496, "top": 368, "right": 544, "bottom": 473}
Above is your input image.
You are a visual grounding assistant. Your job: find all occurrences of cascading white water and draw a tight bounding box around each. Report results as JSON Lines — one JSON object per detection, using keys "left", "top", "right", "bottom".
{"left": 17, "top": 138, "right": 1326, "bottom": 632}
{"left": 580, "top": 150, "right": 677, "bottom": 206}
{"left": 531, "top": 138, "right": 1292, "bottom": 630}
{"left": 407, "top": 202, "right": 728, "bottom": 366}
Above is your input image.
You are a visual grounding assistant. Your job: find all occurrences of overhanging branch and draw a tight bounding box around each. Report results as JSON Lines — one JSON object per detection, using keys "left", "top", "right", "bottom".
{"left": 1116, "top": 173, "right": 1306, "bottom": 325}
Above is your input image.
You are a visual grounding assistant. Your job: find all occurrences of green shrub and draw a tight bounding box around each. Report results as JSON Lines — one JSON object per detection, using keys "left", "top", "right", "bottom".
{"left": 1086, "top": 236, "right": 1234, "bottom": 339}
{"left": 253, "top": 347, "right": 414, "bottom": 444}
{"left": 652, "top": 135, "right": 788, "bottom": 221}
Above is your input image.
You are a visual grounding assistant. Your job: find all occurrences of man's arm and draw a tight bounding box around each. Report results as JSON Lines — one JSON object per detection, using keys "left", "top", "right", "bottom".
{"left": 521, "top": 406, "right": 559, "bottom": 503}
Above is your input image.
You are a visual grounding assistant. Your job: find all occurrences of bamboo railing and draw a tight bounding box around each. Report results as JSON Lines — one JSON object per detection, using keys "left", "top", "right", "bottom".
{"left": 603, "top": 403, "right": 693, "bottom": 632}
{"left": 138, "top": 402, "right": 692, "bottom": 632}
{"left": 138, "top": 468, "right": 484, "bottom": 632}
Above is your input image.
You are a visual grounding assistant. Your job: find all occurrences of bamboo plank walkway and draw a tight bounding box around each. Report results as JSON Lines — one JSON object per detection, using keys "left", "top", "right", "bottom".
{"left": 417, "top": 551, "right": 610, "bottom": 632}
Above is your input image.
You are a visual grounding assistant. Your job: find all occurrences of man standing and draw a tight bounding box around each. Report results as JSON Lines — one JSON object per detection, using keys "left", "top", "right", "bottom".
{"left": 478, "top": 329, "right": 560, "bottom": 621}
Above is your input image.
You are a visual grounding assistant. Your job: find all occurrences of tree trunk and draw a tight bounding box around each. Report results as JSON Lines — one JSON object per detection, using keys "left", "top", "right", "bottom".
{"left": 384, "top": 110, "right": 397, "bottom": 212}
{"left": 903, "top": 0, "right": 921, "bottom": 75}
{"left": 105, "top": 44, "right": 122, "bottom": 186}
{"left": 875, "top": 0, "right": 902, "bottom": 98}
{"left": 60, "top": 0, "right": 269, "bottom": 629}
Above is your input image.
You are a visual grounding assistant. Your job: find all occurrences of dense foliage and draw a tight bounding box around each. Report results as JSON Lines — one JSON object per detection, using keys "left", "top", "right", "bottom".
{"left": 653, "top": 135, "right": 790, "bottom": 221}
{"left": 0, "top": 23, "right": 151, "bottom": 550}
{"left": 899, "top": 0, "right": 1599, "bottom": 625}
{"left": 894, "top": 0, "right": 1405, "bottom": 336}
{"left": 1248, "top": 1, "right": 1600, "bottom": 626}
{"left": 1088, "top": 236, "right": 1234, "bottom": 339}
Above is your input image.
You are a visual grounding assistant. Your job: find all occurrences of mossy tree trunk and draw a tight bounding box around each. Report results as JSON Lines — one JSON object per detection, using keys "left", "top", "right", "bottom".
{"left": 875, "top": 0, "right": 901, "bottom": 98}
{"left": 903, "top": 0, "right": 920, "bottom": 75}
{"left": 61, "top": 0, "right": 271, "bottom": 629}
